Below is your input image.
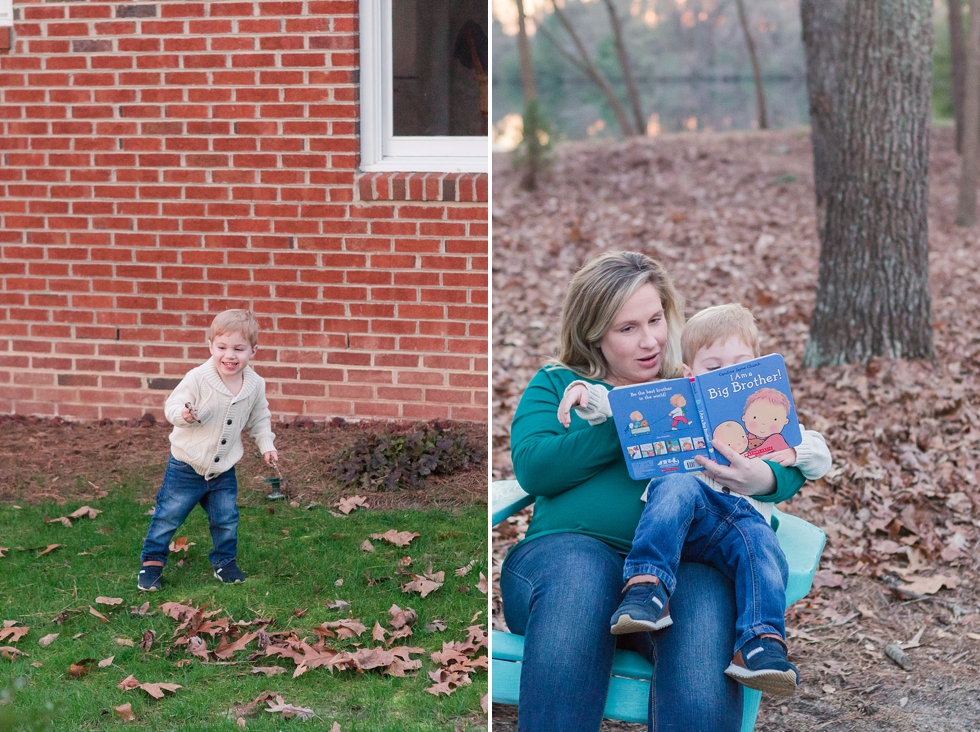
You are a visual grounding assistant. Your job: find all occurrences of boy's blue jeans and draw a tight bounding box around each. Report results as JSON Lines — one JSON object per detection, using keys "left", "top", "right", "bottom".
{"left": 140, "top": 456, "right": 239, "bottom": 569}
{"left": 624, "top": 472, "right": 789, "bottom": 654}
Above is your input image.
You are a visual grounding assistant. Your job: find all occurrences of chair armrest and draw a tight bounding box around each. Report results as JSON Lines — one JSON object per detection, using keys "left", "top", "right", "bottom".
{"left": 492, "top": 480, "right": 534, "bottom": 527}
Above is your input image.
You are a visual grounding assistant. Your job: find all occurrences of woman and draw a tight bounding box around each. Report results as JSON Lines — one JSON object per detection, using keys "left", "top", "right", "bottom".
{"left": 499, "top": 251, "right": 805, "bottom": 732}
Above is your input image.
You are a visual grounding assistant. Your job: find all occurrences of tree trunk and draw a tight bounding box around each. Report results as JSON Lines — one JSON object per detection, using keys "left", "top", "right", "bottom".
{"left": 956, "top": 0, "right": 980, "bottom": 224}
{"left": 515, "top": 0, "right": 542, "bottom": 191}
{"left": 544, "top": 0, "right": 636, "bottom": 136}
{"left": 949, "top": 0, "right": 967, "bottom": 153}
{"left": 601, "top": 0, "right": 645, "bottom": 135}
{"left": 734, "top": 0, "right": 767, "bottom": 130}
{"left": 802, "top": 0, "right": 935, "bottom": 367}
{"left": 800, "top": 0, "right": 848, "bottom": 239}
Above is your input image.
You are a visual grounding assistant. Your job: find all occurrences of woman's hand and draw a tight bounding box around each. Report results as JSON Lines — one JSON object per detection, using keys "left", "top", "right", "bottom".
{"left": 557, "top": 383, "right": 590, "bottom": 428}
{"left": 263, "top": 450, "right": 279, "bottom": 466}
{"left": 694, "top": 439, "right": 776, "bottom": 496}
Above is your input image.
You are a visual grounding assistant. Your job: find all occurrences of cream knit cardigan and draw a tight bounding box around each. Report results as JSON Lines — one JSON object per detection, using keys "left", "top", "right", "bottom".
{"left": 164, "top": 360, "right": 276, "bottom": 479}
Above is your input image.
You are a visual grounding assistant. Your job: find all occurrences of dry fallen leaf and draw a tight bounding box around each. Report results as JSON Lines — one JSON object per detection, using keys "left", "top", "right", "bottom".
{"left": 0, "top": 547, "right": 8, "bottom": 558}
{"left": 139, "top": 630, "right": 156, "bottom": 651}
{"left": 360, "top": 539, "right": 375, "bottom": 552}
{"left": 45, "top": 516, "right": 72, "bottom": 528}
{"left": 68, "top": 658, "right": 95, "bottom": 677}
{"left": 118, "top": 675, "right": 142, "bottom": 691}
{"left": 251, "top": 666, "right": 287, "bottom": 677}
{"left": 337, "top": 495, "right": 368, "bottom": 515}
{"left": 372, "top": 622, "right": 387, "bottom": 642}
{"left": 369, "top": 530, "right": 420, "bottom": 547}
{"left": 331, "top": 723, "right": 341, "bottom": 732}
{"left": 169, "top": 537, "right": 195, "bottom": 553}
{"left": 37, "top": 544, "right": 62, "bottom": 557}
{"left": 96, "top": 596, "right": 123, "bottom": 606}
{"left": 477, "top": 573, "right": 488, "bottom": 595}
{"left": 455, "top": 560, "right": 476, "bottom": 577}
{"left": 0, "top": 624, "right": 29, "bottom": 643}
{"left": 98, "top": 656, "right": 114, "bottom": 668}
{"left": 38, "top": 633, "right": 59, "bottom": 647}
{"left": 1, "top": 646, "right": 28, "bottom": 660}
{"left": 265, "top": 695, "right": 315, "bottom": 721}
{"left": 114, "top": 702, "right": 136, "bottom": 722}
{"left": 139, "top": 682, "right": 182, "bottom": 699}
{"left": 811, "top": 570, "right": 844, "bottom": 589}
{"left": 115, "top": 638, "right": 135, "bottom": 647}
{"left": 426, "top": 620, "right": 447, "bottom": 633}
{"left": 900, "top": 574, "right": 959, "bottom": 596}
{"left": 68, "top": 506, "right": 102, "bottom": 520}
{"left": 130, "top": 602, "right": 151, "bottom": 617}
{"left": 326, "top": 599, "right": 350, "bottom": 611}
{"left": 481, "top": 693, "right": 488, "bottom": 714}
{"left": 88, "top": 607, "right": 109, "bottom": 624}
{"left": 388, "top": 605, "right": 417, "bottom": 629}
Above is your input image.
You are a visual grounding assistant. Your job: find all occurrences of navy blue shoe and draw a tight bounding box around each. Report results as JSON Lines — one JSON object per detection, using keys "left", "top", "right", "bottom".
{"left": 137, "top": 564, "right": 163, "bottom": 592}
{"left": 725, "top": 635, "right": 799, "bottom": 697}
{"left": 610, "top": 580, "right": 672, "bottom": 635}
{"left": 213, "top": 560, "right": 246, "bottom": 584}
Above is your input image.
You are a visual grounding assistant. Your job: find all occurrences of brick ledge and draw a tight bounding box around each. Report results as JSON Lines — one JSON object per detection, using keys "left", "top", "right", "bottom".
{"left": 357, "top": 172, "right": 487, "bottom": 203}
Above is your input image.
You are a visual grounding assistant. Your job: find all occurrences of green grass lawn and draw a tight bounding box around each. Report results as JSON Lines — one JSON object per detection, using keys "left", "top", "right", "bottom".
{"left": 0, "top": 483, "right": 488, "bottom": 732}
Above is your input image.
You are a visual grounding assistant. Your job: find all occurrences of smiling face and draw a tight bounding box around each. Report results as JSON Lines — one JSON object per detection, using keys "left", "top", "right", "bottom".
{"left": 598, "top": 283, "right": 669, "bottom": 387}
{"left": 743, "top": 399, "right": 789, "bottom": 438}
{"left": 209, "top": 330, "right": 258, "bottom": 383}
{"left": 683, "top": 335, "right": 756, "bottom": 377}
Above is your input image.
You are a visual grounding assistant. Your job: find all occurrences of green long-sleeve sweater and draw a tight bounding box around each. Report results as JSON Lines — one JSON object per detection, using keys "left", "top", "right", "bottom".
{"left": 509, "top": 367, "right": 806, "bottom": 555}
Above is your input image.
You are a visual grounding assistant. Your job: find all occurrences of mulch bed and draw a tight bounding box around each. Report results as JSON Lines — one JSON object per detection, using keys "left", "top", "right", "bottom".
{"left": 491, "top": 126, "right": 980, "bottom": 731}
{"left": 0, "top": 415, "right": 488, "bottom": 511}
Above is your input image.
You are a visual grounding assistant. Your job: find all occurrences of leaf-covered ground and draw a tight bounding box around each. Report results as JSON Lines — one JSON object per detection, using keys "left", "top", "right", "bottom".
{"left": 0, "top": 488, "right": 487, "bottom": 730}
{"left": 0, "top": 416, "right": 488, "bottom": 512}
{"left": 491, "top": 127, "right": 980, "bottom": 731}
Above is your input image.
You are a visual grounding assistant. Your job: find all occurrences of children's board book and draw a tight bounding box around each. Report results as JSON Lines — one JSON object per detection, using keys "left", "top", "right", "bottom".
{"left": 607, "top": 353, "right": 802, "bottom": 480}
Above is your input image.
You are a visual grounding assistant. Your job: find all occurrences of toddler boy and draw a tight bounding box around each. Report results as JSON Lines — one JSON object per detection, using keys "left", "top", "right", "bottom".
{"left": 137, "top": 310, "right": 278, "bottom": 591}
{"left": 562, "top": 304, "right": 830, "bottom": 697}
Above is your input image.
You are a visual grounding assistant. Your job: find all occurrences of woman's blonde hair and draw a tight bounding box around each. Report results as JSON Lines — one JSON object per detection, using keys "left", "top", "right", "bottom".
{"left": 208, "top": 309, "right": 259, "bottom": 347}
{"left": 555, "top": 251, "right": 684, "bottom": 381}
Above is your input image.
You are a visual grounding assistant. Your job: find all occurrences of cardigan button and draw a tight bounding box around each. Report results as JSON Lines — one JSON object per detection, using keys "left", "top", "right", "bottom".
{"left": 220, "top": 439, "right": 226, "bottom": 445}
{"left": 226, "top": 419, "right": 233, "bottom": 425}
{"left": 214, "top": 457, "right": 220, "bottom": 462}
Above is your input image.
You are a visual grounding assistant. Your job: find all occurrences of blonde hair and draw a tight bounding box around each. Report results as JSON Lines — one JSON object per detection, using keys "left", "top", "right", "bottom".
{"left": 681, "top": 303, "right": 759, "bottom": 366}
{"left": 208, "top": 309, "right": 259, "bottom": 347}
{"left": 556, "top": 251, "right": 684, "bottom": 381}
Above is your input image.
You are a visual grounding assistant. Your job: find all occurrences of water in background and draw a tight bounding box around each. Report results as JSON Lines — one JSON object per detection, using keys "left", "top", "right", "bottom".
{"left": 492, "top": 78, "right": 809, "bottom": 150}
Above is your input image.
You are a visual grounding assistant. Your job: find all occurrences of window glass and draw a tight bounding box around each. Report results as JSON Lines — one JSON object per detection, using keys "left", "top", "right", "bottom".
{"left": 391, "top": 0, "right": 488, "bottom": 137}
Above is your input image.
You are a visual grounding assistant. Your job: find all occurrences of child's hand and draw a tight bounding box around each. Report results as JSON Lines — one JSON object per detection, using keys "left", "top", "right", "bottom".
{"left": 766, "top": 448, "right": 797, "bottom": 467}
{"left": 182, "top": 403, "right": 200, "bottom": 423}
{"left": 695, "top": 439, "right": 776, "bottom": 496}
{"left": 557, "top": 384, "right": 590, "bottom": 428}
{"left": 263, "top": 450, "right": 278, "bottom": 465}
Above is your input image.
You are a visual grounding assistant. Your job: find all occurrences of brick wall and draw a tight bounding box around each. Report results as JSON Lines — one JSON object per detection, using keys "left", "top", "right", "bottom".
{"left": 0, "top": 0, "right": 489, "bottom": 423}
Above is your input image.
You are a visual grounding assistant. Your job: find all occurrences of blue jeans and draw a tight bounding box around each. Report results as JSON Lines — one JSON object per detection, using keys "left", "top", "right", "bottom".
{"left": 501, "top": 532, "right": 742, "bottom": 732}
{"left": 624, "top": 473, "right": 788, "bottom": 654}
{"left": 140, "top": 456, "right": 239, "bottom": 569}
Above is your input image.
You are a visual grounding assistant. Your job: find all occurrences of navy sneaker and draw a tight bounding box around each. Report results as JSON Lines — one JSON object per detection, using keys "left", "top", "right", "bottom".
{"left": 137, "top": 564, "right": 163, "bottom": 592}
{"left": 610, "top": 580, "right": 672, "bottom": 635}
{"left": 724, "top": 635, "right": 799, "bottom": 697}
{"left": 213, "top": 560, "right": 246, "bottom": 584}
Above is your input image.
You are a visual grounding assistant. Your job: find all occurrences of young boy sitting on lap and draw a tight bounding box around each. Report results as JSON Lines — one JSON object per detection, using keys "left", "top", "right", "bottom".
{"left": 560, "top": 303, "right": 831, "bottom": 697}
{"left": 137, "top": 309, "right": 278, "bottom": 591}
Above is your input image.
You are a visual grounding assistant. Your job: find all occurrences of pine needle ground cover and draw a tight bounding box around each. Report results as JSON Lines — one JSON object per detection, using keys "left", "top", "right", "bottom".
{"left": 0, "top": 487, "right": 488, "bottom": 732}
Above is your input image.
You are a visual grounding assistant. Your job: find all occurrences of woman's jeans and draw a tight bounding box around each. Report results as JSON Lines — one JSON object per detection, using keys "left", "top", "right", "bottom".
{"left": 501, "top": 531, "right": 742, "bottom": 732}
{"left": 624, "top": 474, "right": 789, "bottom": 653}
{"left": 140, "top": 456, "right": 239, "bottom": 569}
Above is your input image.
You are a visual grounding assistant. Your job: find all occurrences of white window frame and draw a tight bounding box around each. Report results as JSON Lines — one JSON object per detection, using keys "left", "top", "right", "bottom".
{"left": 0, "top": 0, "right": 14, "bottom": 27}
{"left": 359, "top": 0, "right": 488, "bottom": 173}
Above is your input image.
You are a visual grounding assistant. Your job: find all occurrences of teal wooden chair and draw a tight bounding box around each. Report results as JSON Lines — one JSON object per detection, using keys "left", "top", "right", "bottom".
{"left": 491, "top": 479, "right": 826, "bottom": 732}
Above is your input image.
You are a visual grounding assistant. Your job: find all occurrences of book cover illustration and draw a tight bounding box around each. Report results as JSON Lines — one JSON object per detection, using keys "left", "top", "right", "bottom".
{"left": 607, "top": 354, "right": 802, "bottom": 480}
